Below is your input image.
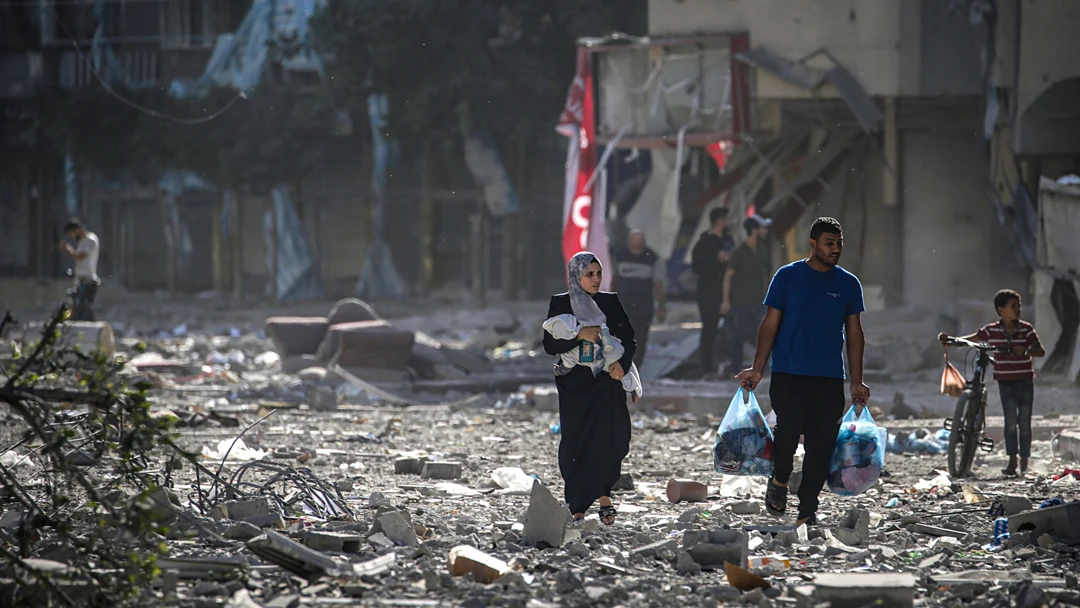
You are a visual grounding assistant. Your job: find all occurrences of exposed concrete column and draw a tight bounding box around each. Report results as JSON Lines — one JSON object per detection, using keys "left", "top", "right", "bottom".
{"left": 882, "top": 97, "right": 904, "bottom": 307}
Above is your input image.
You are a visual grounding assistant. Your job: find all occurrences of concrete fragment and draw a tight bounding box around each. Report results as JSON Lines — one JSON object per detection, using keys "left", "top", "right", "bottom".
{"left": 566, "top": 542, "right": 591, "bottom": 558}
{"left": 631, "top": 539, "right": 677, "bottom": 559}
{"left": 223, "top": 522, "right": 263, "bottom": 541}
{"left": 210, "top": 498, "right": 271, "bottom": 521}
{"left": 812, "top": 573, "right": 916, "bottom": 608}
{"left": 918, "top": 553, "right": 948, "bottom": 569}
{"left": 367, "top": 533, "right": 395, "bottom": 549}
{"left": 1009, "top": 502, "right": 1080, "bottom": 544}
{"left": 830, "top": 528, "right": 862, "bottom": 547}
{"left": 838, "top": 508, "right": 871, "bottom": 545}
{"left": 376, "top": 511, "right": 419, "bottom": 547}
{"left": 421, "top": 461, "right": 463, "bottom": 480}
{"left": 243, "top": 514, "right": 287, "bottom": 529}
{"left": 320, "top": 320, "right": 415, "bottom": 370}
{"left": 265, "top": 595, "right": 300, "bottom": 608}
{"left": 666, "top": 478, "right": 708, "bottom": 503}
{"left": 300, "top": 530, "right": 363, "bottom": 553}
{"left": 1002, "top": 495, "right": 1034, "bottom": 516}
{"left": 911, "top": 523, "right": 967, "bottom": 539}
{"left": 682, "top": 530, "right": 749, "bottom": 569}
{"left": 730, "top": 501, "right": 762, "bottom": 515}
{"left": 448, "top": 545, "right": 510, "bottom": 584}
{"left": 521, "top": 481, "right": 568, "bottom": 548}
{"left": 247, "top": 531, "right": 340, "bottom": 579}
{"left": 347, "top": 553, "right": 396, "bottom": 577}
{"left": 675, "top": 549, "right": 702, "bottom": 575}
{"left": 306, "top": 385, "right": 338, "bottom": 412}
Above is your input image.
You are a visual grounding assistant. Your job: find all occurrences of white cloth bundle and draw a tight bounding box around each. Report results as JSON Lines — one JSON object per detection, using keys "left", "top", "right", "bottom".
{"left": 543, "top": 314, "right": 643, "bottom": 398}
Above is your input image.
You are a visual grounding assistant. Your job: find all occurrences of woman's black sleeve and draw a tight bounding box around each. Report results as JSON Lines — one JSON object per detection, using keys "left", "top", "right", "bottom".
{"left": 543, "top": 296, "right": 579, "bottom": 355}
{"left": 606, "top": 294, "right": 637, "bottom": 372}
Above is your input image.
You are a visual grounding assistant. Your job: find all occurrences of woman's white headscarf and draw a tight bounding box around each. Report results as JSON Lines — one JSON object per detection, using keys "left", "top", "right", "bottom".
{"left": 567, "top": 252, "right": 607, "bottom": 327}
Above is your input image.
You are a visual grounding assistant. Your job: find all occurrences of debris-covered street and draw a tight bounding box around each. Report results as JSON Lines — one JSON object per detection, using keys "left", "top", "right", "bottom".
{"left": 3, "top": 296, "right": 1080, "bottom": 607}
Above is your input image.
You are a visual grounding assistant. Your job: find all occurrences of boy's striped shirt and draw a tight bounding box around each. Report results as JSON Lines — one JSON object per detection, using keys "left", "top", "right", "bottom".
{"left": 975, "top": 321, "right": 1043, "bottom": 381}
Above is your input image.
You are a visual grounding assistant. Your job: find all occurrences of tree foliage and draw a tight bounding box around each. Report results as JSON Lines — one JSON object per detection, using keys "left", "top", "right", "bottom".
{"left": 310, "top": 0, "right": 643, "bottom": 143}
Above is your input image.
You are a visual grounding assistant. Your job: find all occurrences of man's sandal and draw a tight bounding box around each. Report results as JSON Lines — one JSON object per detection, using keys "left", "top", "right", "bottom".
{"left": 598, "top": 504, "right": 617, "bottom": 526}
{"left": 765, "top": 478, "right": 787, "bottom": 517}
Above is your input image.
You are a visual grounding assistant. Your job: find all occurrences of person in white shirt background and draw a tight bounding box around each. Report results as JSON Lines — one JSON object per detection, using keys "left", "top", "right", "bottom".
{"left": 58, "top": 219, "right": 100, "bottom": 322}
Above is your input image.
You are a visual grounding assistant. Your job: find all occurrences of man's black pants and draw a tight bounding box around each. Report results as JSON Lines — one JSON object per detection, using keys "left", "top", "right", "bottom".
{"left": 697, "top": 298, "right": 721, "bottom": 375}
{"left": 71, "top": 281, "right": 98, "bottom": 322}
{"left": 770, "top": 371, "right": 846, "bottom": 519}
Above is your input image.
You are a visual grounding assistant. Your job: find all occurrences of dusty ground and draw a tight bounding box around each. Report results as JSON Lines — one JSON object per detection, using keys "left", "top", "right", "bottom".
{"left": 3, "top": 294, "right": 1080, "bottom": 606}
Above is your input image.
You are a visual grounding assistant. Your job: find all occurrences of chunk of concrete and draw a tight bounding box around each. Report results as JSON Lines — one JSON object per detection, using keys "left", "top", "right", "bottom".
{"left": 812, "top": 573, "right": 916, "bottom": 608}
{"left": 265, "top": 317, "right": 329, "bottom": 357}
{"left": 675, "top": 549, "right": 702, "bottom": 575}
{"left": 394, "top": 455, "right": 431, "bottom": 475}
{"left": 300, "top": 530, "right": 363, "bottom": 553}
{"left": 911, "top": 523, "right": 967, "bottom": 539}
{"left": 246, "top": 531, "right": 340, "bottom": 579}
{"left": 1057, "top": 429, "right": 1080, "bottom": 461}
{"left": 209, "top": 498, "right": 271, "bottom": 522}
{"left": 375, "top": 511, "right": 419, "bottom": 547}
{"left": 730, "top": 501, "right": 762, "bottom": 516}
{"left": 521, "top": 481, "right": 568, "bottom": 548}
{"left": 631, "top": 539, "right": 678, "bottom": 559}
{"left": 421, "top": 461, "right": 463, "bottom": 480}
{"left": 448, "top": 545, "right": 510, "bottom": 584}
{"left": 682, "top": 530, "right": 749, "bottom": 569}
{"left": 1001, "top": 495, "right": 1034, "bottom": 517}
{"left": 1009, "top": 503, "right": 1080, "bottom": 544}
{"left": 838, "top": 508, "right": 871, "bottom": 545}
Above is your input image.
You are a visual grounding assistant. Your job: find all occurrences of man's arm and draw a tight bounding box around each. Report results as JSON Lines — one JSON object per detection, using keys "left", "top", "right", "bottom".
{"left": 750, "top": 307, "right": 782, "bottom": 373}
{"left": 58, "top": 241, "right": 88, "bottom": 261}
{"left": 846, "top": 313, "right": 870, "bottom": 405}
{"left": 721, "top": 267, "right": 735, "bottom": 313}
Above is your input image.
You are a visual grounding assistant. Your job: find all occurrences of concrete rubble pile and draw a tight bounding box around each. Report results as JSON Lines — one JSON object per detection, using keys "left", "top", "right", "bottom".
{"left": 1, "top": 298, "right": 1080, "bottom": 607}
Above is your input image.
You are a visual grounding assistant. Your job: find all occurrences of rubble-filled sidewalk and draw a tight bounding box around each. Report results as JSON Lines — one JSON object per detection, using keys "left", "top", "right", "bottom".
{"left": 2, "top": 297, "right": 1080, "bottom": 607}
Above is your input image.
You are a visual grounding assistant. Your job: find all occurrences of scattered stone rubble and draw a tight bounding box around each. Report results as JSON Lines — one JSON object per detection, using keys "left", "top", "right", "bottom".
{"left": 2, "top": 298, "right": 1080, "bottom": 607}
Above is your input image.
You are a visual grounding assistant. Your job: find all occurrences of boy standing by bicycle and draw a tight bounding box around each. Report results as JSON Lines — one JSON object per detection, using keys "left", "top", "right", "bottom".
{"left": 939, "top": 289, "right": 1045, "bottom": 477}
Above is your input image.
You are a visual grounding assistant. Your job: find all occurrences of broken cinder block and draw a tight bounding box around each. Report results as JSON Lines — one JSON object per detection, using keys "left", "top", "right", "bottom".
{"left": 209, "top": 498, "right": 271, "bottom": 522}
{"left": 394, "top": 455, "right": 431, "bottom": 475}
{"left": 421, "top": 461, "right": 463, "bottom": 480}
{"left": 448, "top": 545, "right": 510, "bottom": 584}
{"left": 1008, "top": 502, "right": 1080, "bottom": 545}
{"left": 681, "top": 529, "right": 748, "bottom": 569}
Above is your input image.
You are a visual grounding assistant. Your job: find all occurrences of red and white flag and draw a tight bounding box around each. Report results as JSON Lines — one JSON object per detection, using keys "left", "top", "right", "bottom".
{"left": 557, "top": 48, "right": 611, "bottom": 289}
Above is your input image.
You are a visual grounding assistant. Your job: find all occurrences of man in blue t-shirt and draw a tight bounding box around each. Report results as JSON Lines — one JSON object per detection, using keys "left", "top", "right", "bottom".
{"left": 735, "top": 217, "right": 870, "bottom": 526}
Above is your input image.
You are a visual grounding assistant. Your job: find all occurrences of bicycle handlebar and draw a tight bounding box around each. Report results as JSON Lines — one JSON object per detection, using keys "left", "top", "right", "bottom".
{"left": 942, "top": 337, "right": 1012, "bottom": 354}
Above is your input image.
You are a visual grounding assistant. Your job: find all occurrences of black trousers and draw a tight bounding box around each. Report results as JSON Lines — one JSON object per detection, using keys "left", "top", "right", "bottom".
{"left": 697, "top": 298, "right": 721, "bottom": 375}
{"left": 71, "top": 281, "right": 98, "bottom": 322}
{"left": 626, "top": 309, "right": 652, "bottom": 369}
{"left": 770, "top": 371, "right": 846, "bottom": 519}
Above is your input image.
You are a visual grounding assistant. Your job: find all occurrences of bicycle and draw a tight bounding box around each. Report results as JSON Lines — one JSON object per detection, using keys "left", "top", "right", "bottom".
{"left": 941, "top": 337, "right": 1013, "bottom": 478}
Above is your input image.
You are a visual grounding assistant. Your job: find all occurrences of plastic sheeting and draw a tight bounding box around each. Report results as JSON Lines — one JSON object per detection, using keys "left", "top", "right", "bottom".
{"left": 356, "top": 94, "right": 406, "bottom": 300}
{"left": 464, "top": 130, "right": 520, "bottom": 217}
{"left": 264, "top": 186, "right": 319, "bottom": 301}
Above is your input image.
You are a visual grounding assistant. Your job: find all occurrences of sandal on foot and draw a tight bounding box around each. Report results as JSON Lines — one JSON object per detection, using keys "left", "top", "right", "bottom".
{"left": 765, "top": 478, "right": 787, "bottom": 517}
{"left": 598, "top": 504, "right": 617, "bottom": 526}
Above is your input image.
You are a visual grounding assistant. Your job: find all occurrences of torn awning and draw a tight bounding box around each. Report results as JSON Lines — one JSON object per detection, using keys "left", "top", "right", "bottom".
{"left": 735, "top": 48, "right": 884, "bottom": 133}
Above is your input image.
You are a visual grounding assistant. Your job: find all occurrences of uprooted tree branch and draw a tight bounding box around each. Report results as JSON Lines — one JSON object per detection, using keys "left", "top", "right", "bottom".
{"left": 0, "top": 306, "right": 188, "bottom": 607}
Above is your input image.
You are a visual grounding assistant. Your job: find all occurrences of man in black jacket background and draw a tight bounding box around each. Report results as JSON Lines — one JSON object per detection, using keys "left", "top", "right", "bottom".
{"left": 691, "top": 207, "right": 735, "bottom": 379}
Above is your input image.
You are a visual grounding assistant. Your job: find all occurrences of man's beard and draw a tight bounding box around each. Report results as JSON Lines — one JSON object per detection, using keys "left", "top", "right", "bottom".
{"left": 815, "top": 250, "right": 840, "bottom": 267}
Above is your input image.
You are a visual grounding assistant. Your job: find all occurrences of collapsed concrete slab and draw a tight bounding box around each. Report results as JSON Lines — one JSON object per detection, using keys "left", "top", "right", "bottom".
{"left": 1009, "top": 502, "right": 1080, "bottom": 544}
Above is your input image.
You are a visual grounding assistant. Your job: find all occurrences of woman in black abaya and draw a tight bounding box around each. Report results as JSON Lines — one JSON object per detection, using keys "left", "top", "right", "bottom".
{"left": 543, "top": 252, "right": 635, "bottom": 525}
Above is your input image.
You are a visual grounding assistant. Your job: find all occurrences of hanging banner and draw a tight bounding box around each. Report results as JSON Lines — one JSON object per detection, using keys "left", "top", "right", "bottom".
{"left": 557, "top": 48, "right": 611, "bottom": 289}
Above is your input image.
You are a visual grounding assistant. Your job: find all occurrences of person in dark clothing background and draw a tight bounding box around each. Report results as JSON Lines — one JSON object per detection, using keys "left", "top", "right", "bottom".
{"left": 692, "top": 207, "right": 736, "bottom": 379}
{"left": 736, "top": 217, "right": 869, "bottom": 526}
{"left": 723, "top": 215, "right": 772, "bottom": 373}
{"left": 543, "top": 252, "right": 635, "bottom": 526}
{"left": 612, "top": 230, "right": 666, "bottom": 368}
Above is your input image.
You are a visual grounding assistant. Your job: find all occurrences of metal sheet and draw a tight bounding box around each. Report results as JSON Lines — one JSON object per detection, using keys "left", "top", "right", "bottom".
{"left": 824, "top": 65, "right": 885, "bottom": 133}
{"left": 734, "top": 48, "right": 827, "bottom": 90}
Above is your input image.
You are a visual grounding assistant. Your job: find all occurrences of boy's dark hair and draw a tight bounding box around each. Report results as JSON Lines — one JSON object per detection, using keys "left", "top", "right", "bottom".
{"left": 63, "top": 218, "right": 84, "bottom": 233}
{"left": 994, "top": 289, "right": 1021, "bottom": 312}
{"left": 810, "top": 217, "right": 843, "bottom": 240}
{"left": 709, "top": 207, "right": 729, "bottom": 225}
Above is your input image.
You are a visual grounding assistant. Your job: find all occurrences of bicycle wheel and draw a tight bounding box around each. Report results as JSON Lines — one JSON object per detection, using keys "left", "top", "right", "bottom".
{"left": 947, "top": 390, "right": 980, "bottom": 478}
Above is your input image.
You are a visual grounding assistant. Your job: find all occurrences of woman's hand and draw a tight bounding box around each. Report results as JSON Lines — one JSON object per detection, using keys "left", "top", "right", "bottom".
{"left": 577, "top": 326, "right": 601, "bottom": 343}
{"left": 609, "top": 362, "right": 625, "bottom": 381}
